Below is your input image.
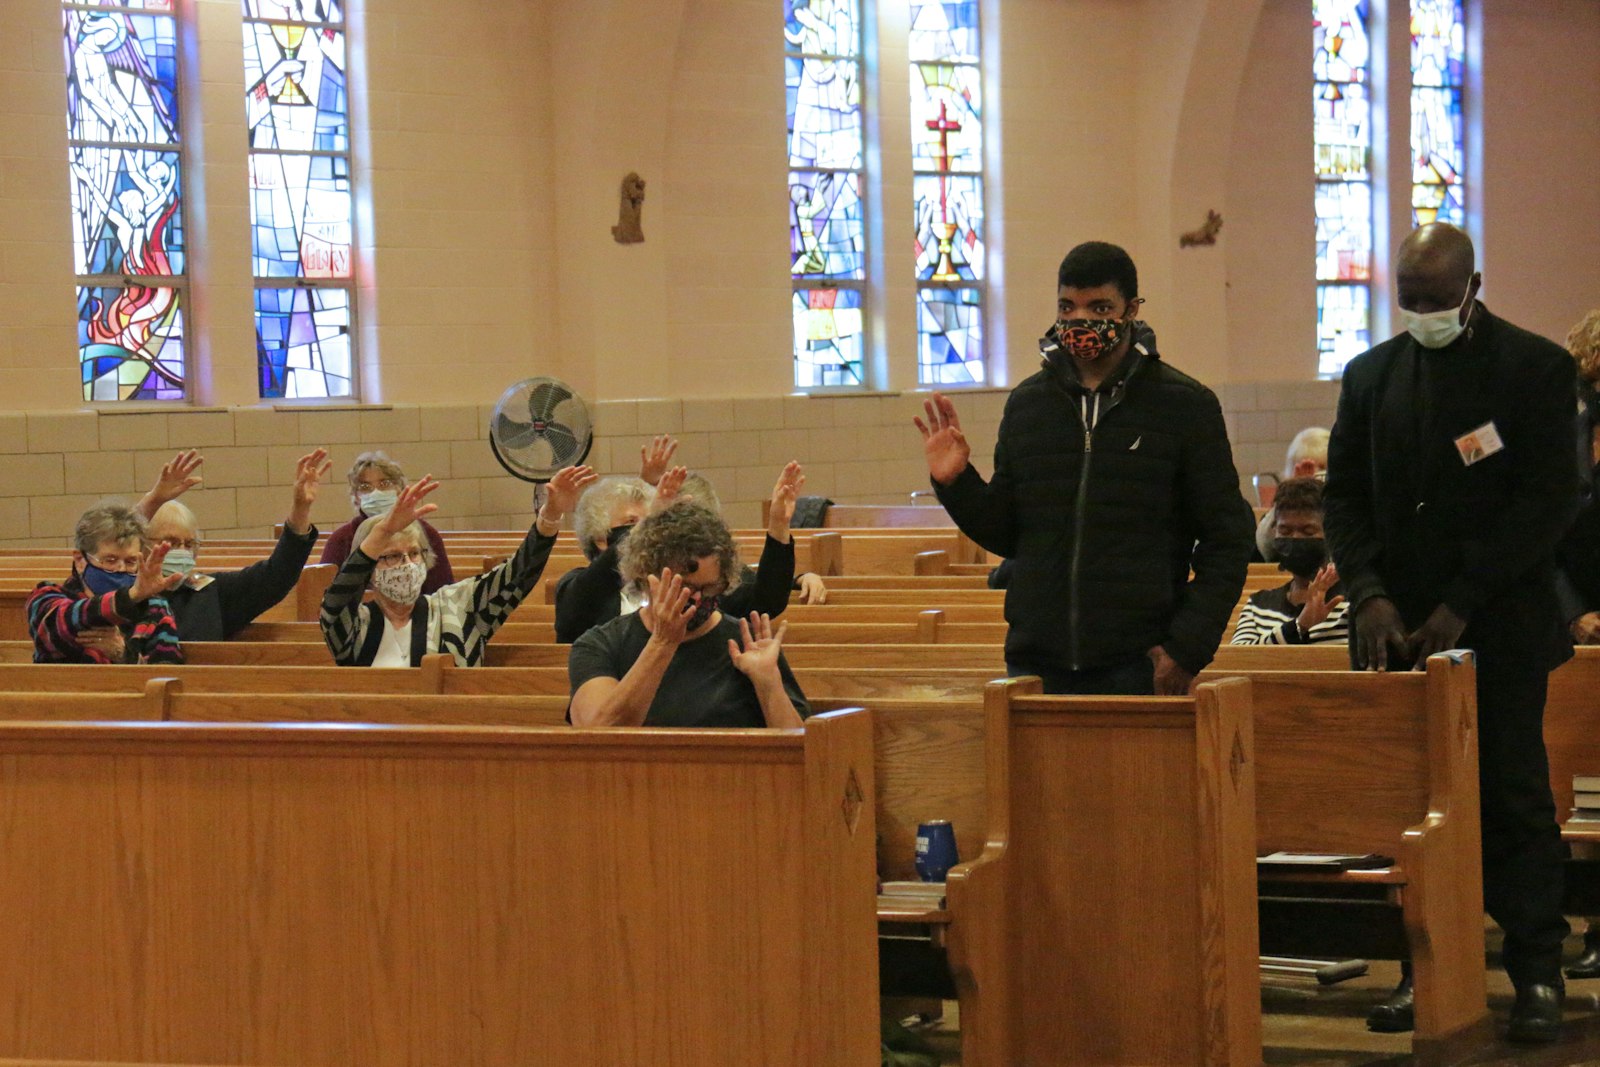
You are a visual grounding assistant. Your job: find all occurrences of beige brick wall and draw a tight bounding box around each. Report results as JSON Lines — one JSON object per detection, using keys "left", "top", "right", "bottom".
{"left": 0, "top": 385, "right": 1326, "bottom": 547}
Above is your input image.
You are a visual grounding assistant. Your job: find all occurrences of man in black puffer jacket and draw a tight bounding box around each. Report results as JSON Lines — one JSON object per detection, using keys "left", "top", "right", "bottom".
{"left": 915, "top": 241, "right": 1254, "bottom": 695}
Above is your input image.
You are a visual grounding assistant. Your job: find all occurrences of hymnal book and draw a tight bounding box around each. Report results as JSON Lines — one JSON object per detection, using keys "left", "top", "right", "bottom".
{"left": 1569, "top": 810, "right": 1600, "bottom": 825}
{"left": 877, "top": 881, "right": 947, "bottom": 910}
{"left": 1575, "top": 791, "right": 1600, "bottom": 809}
{"left": 1573, "top": 775, "right": 1600, "bottom": 793}
{"left": 1257, "top": 851, "right": 1394, "bottom": 872}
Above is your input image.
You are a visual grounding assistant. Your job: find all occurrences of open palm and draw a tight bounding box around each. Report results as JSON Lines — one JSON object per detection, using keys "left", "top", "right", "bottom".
{"left": 914, "top": 393, "right": 971, "bottom": 485}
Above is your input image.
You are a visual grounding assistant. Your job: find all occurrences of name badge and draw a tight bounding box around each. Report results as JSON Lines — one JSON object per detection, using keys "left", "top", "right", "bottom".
{"left": 1454, "top": 420, "right": 1505, "bottom": 466}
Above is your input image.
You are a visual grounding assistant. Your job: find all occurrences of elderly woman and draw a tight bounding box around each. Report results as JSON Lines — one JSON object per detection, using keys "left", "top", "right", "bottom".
{"left": 321, "top": 465, "right": 595, "bottom": 667}
{"left": 132, "top": 448, "right": 331, "bottom": 641}
{"left": 568, "top": 502, "right": 808, "bottom": 728}
{"left": 26, "top": 503, "right": 185, "bottom": 664}
{"left": 319, "top": 451, "right": 456, "bottom": 594}
{"left": 554, "top": 475, "right": 656, "bottom": 641}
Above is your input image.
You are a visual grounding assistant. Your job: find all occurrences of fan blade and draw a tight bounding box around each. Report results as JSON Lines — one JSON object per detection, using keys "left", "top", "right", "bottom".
{"left": 495, "top": 413, "right": 542, "bottom": 451}
{"left": 527, "top": 381, "right": 571, "bottom": 421}
{"left": 541, "top": 423, "right": 578, "bottom": 460}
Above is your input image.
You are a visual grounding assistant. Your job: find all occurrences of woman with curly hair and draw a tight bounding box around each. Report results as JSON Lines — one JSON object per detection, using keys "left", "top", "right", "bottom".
{"left": 567, "top": 502, "right": 809, "bottom": 728}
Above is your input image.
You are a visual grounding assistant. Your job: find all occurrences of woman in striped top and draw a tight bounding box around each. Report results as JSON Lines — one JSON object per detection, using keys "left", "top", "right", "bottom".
{"left": 26, "top": 503, "right": 185, "bottom": 664}
{"left": 1231, "top": 477, "right": 1349, "bottom": 646}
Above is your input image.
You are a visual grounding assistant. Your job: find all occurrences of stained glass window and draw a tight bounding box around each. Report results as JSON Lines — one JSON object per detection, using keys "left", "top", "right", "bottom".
{"left": 1313, "top": 0, "right": 1372, "bottom": 377}
{"left": 911, "top": 0, "right": 985, "bottom": 386}
{"left": 63, "top": 3, "right": 188, "bottom": 400}
{"left": 243, "top": 0, "right": 355, "bottom": 398}
{"left": 787, "top": 0, "right": 867, "bottom": 389}
{"left": 1411, "top": 0, "right": 1465, "bottom": 226}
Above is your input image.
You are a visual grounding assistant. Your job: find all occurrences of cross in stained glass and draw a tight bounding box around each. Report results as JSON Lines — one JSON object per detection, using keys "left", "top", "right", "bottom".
{"left": 925, "top": 100, "right": 963, "bottom": 281}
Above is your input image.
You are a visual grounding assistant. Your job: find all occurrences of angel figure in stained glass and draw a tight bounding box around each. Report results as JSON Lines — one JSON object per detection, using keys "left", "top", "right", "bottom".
{"left": 72, "top": 150, "right": 178, "bottom": 276}
{"left": 68, "top": 13, "right": 175, "bottom": 145}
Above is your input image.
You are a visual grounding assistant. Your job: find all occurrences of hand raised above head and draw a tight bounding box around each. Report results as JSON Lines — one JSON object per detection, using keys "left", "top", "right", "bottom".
{"left": 543, "top": 464, "right": 598, "bottom": 518}
{"left": 380, "top": 475, "right": 441, "bottom": 533}
{"left": 152, "top": 449, "right": 204, "bottom": 502}
{"left": 639, "top": 435, "right": 679, "bottom": 486}
{"left": 652, "top": 466, "right": 688, "bottom": 511}
{"left": 913, "top": 392, "right": 971, "bottom": 486}
{"left": 291, "top": 447, "right": 333, "bottom": 509}
{"left": 768, "top": 461, "right": 805, "bottom": 537}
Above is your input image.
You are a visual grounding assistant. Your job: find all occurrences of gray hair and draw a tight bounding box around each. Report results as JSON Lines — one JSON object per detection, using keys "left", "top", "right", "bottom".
{"left": 149, "top": 500, "right": 201, "bottom": 543}
{"left": 346, "top": 450, "right": 407, "bottom": 510}
{"left": 73, "top": 502, "right": 146, "bottom": 556}
{"left": 574, "top": 476, "right": 654, "bottom": 561}
{"left": 619, "top": 502, "right": 742, "bottom": 595}
{"left": 353, "top": 515, "right": 435, "bottom": 574}
{"left": 1282, "top": 427, "right": 1330, "bottom": 478}
{"left": 677, "top": 471, "right": 722, "bottom": 515}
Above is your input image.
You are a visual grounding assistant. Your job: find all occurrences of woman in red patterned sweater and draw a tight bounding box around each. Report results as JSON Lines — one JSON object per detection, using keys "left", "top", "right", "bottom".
{"left": 26, "top": 503, "right": 186, "bottom": 664}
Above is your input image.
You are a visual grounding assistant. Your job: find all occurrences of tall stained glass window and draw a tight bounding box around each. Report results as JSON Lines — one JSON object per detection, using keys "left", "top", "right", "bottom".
{"left": 64, "top": 0, "right": 188, "bottom": 401}
{"left": 787, "top": 0, "right": 867, "bottom": 389}
{"left": 243, "top": 0, "right": 354, "bottom": 399}
{"left": 1411, "top": 0, "right": 1465, "bottom": 226}
{"left": 1313, "top": 0, "right": 1372, "bottom": 377}
{"left": 910, "top": 0, "right": 984, "bottom": 386}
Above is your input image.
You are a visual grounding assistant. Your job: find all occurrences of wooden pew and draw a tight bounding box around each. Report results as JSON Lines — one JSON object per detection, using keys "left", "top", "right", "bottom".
{"left": 1198, "top": 655, "right": 1489, "bottom": 1060}
{"left": 1534, "top": 646, "right": 1600, "bottom": 917}
{"left": 971, "top": 676, "right": 1261, "bottom": 1065}
{"left": 0, "top": 713, "right": 879, "bottom": 1066}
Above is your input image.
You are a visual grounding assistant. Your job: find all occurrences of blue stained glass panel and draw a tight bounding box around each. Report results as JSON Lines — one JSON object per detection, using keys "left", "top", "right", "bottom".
{"left": 63, "top": 10, "right": 180, "bottom": 145}
{"left": 913, "top": 174, "right": 983, "bottom": 282}
{"left": 787, "top": 56, "right": 862, "bottom": 169}
{"left": 249, "top": 151, "right": 352, "bottom": 277}
{"left": 1410, "top": 0, "right": 1464, "bottom": 86}
{"left": 68, "top": 145, "right": 184, "bottom": 276}
{"left": 917, "top": 288, "right": 985, "bottom": 386}
{"left": 77, "top": 284, "right": 184, "bottom": 400}
{"left": 908, "top": 0, "right": 979, "bottom": 63}
{"left": 255, "top": 286, "right": 352, "bottom": 398}
{"left": 243, "top": 0, "right": 344, "bottom": 21}
{"left": 910, "top": 63, "right": 982, "bottom": 173}
{"left": 783, "top": 0, "right": 858, "bottom": 56}
{"left": 242, "top": 21, "right": 348, "bottom": 152}
{"left": 790, "top": 171, "right": 864, "bottom": 280}
{"left": 793, "top": 288, "right": 864, "bottom": 388}
{"left": 1317, "top": 285, "right": 1370, "bottom": 377}
{"left": 1313, "top": 0, "right": 1370, "bottom": 83}
{"left": 1315, "top": 182, "right": 1372, "bottom": 281}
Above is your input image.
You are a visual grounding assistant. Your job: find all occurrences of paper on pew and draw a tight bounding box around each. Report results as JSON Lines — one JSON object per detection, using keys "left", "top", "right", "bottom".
{"left": 1257, "top": 851, "right": 1394, "bottom": 870}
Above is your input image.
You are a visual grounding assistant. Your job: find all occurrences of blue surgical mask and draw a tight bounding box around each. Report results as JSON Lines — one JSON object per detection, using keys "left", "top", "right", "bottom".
{"left": 359, "top": 489, "right": 398, "bottom": 517}
{"left": 81, "top": 563, "right": 137, "bottom": 596}
{"left": 161, "top": 548, "right": 196, "bottom": 578}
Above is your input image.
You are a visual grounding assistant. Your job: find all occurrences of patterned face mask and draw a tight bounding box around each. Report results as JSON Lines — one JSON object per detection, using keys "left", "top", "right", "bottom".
{"left": 371, "top": 560, "right": 426, "bottom": 603}
{"left": 1050, "top": 317, "right": 1128, "bottom": 362}
{"left": 685, "top": 593, "right": 720, "bottom": 630}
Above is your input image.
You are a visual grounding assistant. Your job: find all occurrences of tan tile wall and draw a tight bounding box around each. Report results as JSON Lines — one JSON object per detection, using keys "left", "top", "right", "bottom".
{"left": 0, "top": 384, "right": 1330, "bottom": 547}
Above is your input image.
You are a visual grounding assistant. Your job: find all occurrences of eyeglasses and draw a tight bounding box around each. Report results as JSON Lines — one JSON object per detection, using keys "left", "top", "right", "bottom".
{"left": 156, "top": 537, "right": 199, "bottom": 552}
{"left": 359, "top": 479, "right": 402, "bottom": 493}
{"left": 85, "top": 552, "right": 142, "bottom": 573}
{"left": 376, "top": 549, "right": 426, "bottom": 568}
{"left": 684, "top": 580, "right": 728, "bottom": 600}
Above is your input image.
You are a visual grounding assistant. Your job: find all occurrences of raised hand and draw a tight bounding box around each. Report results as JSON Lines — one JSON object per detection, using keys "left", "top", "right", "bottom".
{"left": 767, "top": 461, "right": 805, "bottom": 540}
{"left": 286, "top": 448, "right": 332, "bottom": 534}
{"left": 913, "top": 393, "right": 971, "bottom": 486}
{"left": 639, "top": 435, "right": 680, "bottom": 486}
{"left": 152, "top": 450, "right": 204, "bottom": 503}
{"left": 1353, "top": 596, "right": 1408, "bottom": 671}
{"left": 728, "top": 612, "right": 787, "bottom": 682}
{"left": 379, "top": 476, "right": 441, "bottom": 535}
{"left": 652, "top": 466, "right": 688, "bottom": 512}
{"left": 543, "top": 464, "right": 599, "bottom": 519}
{"left": 1295, "top": 562, "right": 1344, "bottom": 636}
{"left": 644, "top": 567, "right": 696, "bottom": 646}
{"left": 128, "top": 542, "right": 185, "bottom": 603}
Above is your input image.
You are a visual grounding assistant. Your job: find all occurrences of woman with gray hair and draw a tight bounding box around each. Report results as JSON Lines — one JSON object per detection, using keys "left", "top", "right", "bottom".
{"left": 318, "top": 450, "right": 456, "bottom": 594}
{"left": 26, "top": 502, "right": 185, "bottom": 664}
{"left": 568, "top": 502, "right": 809, "bottom": 728}
{"left": 320, "top": 465, "right": 596, "bottom": 667}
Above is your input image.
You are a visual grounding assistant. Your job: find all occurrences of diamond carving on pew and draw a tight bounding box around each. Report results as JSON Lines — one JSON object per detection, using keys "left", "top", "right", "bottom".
{"left": 1229, "top": 729, "right": 1247, "bottom": 791}
{"left": 841, "top": 768, "right": 864, "bottom": 835}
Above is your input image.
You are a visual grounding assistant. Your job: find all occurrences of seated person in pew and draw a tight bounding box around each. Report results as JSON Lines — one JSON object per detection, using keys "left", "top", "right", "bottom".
{"left": 133, "top": 448, "right": 331, "bottom": 642}
{"left": 319, "top": 451, "right": 456, "bottom": 594}
{"left": 670, "top": 466, "right": 829, "bottom": 605}
{"left": 1256, "top": 427, "right": 1330, "bottom": 562}
{"left": 26, "top": 502, "right": 185, "bottom": 664}
{"left": 1231, "top": 477, "right": 1348, "bottom": 645}
{"left": 321, "top": 464, "right": 596, "bottom": 667}
{"left": 1557, "top": 309, "right": 1600, "bottom": 980}
{"left": 568, "top": 502, "right": 809, "bottom": 727}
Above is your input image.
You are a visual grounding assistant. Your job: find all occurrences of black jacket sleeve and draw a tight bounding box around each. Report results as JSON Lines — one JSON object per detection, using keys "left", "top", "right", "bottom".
{"left": 554, "top": 545, "right": 624, "bottom": 643}
{"left": 1323, "top": 361, "right": 1389, "bottom": 611}
{"left": 1162, "top": 389, "right": 1255, "bottom": 674}
{"left": 932, "top": 416, "right": 1019, "bottom": 558}
{"left": 1443, "top": 354, "right": 1581, "bottom": 616}
{"left": 210, "top": 524, "right": 318, "bottom": 638}
{"left": 723, "top": 535, "right": 795, "bottom": 618}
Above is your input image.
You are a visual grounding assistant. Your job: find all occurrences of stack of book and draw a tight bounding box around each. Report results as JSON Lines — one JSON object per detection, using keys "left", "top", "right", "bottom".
{"left": 877, "top": 880, "right": 948, "bottom": 912}
{"left": 1570, "top": 775, "right": 1600, "bottom": 826}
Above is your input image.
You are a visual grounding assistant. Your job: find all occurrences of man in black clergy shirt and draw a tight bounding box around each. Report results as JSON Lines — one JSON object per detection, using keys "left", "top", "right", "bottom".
{"left": 1324, "top": 222, "right": 1581, "bottom": 1044}
{"left": 915, "top": 241, "right": 1254, "bottom": 696}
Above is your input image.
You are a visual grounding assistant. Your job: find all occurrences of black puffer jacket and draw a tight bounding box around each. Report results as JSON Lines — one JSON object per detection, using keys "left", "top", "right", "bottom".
{"left": 935, "top": 325, "right": 1254, "bottom": 674}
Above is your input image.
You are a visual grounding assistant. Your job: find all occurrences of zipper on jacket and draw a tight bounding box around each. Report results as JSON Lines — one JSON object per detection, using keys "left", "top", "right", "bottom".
{"left": 1067, "top": 392, "right": 1099, "bottom": 669}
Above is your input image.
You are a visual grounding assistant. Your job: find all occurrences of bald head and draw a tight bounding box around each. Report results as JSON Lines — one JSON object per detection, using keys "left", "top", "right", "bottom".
{"left": 1397, "top": 223, "right": 1479, "bottom": 316}
{"left": 147, "top": 500, "right": 199, "bottom": 547}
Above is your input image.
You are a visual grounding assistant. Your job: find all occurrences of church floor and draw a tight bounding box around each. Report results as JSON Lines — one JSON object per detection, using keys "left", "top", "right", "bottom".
{"left": 907, "top": 924, "right": 1600, "bottom": 1065}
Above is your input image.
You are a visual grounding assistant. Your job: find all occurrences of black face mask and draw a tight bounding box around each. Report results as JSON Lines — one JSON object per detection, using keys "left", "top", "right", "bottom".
{"left": 1273, "top": 536, "right": 1327, "bottom": 579}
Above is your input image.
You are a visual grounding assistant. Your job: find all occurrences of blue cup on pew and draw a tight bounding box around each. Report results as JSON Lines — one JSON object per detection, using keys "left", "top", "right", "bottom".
{"left": 915, "top": 820, "right": 959, "bottom": 882}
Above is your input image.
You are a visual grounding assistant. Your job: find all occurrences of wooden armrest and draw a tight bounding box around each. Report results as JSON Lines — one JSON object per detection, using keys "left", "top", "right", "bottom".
{"left": 1562, "top": 823, "right": 1600, "bottom": 844}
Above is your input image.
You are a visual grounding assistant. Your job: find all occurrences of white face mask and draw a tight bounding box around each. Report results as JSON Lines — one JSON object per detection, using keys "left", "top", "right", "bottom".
{"left": 359, "top": 489, "right": 398, "bottom": 517}
{"left": 371, "top": 560, "right": 426, "bottom": 603}
{"left": 1401, "top": 286, "right": 1472, "bottom": 349}
{"left": 160, "top": 548, "right": 196, "bottom": 578}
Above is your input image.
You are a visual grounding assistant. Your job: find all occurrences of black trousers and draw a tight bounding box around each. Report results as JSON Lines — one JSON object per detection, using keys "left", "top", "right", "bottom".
{"left": 1006, "top": 654, "right": 1156, "bottom": 696}
{"left": 1475, "top": 647, "right": 1569, "bottom": 988}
